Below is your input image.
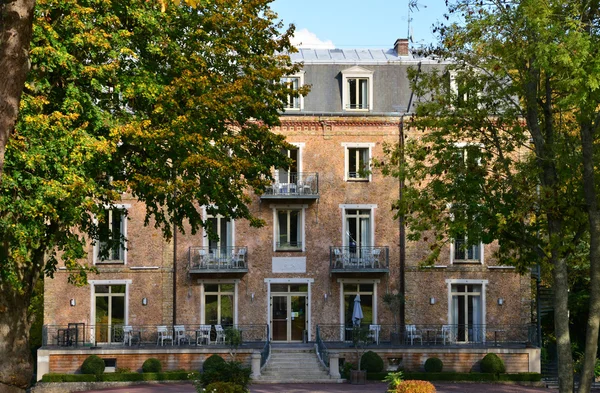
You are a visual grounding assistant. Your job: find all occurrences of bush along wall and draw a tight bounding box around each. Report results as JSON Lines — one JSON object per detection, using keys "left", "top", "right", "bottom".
{"left": 41, "top": 371, "right": 199, "bottom": 383}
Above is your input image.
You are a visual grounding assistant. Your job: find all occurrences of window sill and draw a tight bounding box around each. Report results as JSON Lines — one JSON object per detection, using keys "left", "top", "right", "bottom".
{"left": 344, "top": 108, "right": 370, "bottom": 112}
{"left": 452, "top": 260, "right": 482, "bottom": 265}
{"left": 283, "top": 108, "right": 301, "bottom": 111}
{"left": 275, "top": 248, "right": 304, "bottom": 253}
{"left": 347, "top": 178, "right": 370, "bottom": 182}
{"left": 95, "top": 261, "right": 125, "bottom": 265}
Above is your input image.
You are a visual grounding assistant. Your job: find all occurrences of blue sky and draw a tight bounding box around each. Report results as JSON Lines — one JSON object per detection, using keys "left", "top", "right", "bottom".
{"left": 270, "top": 0, "right": 450, "bottom": 49}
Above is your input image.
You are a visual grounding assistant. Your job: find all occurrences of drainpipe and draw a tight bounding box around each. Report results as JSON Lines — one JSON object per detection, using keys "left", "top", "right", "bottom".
{"left": 173, "top": 217, "right": 177, "bottom": 325}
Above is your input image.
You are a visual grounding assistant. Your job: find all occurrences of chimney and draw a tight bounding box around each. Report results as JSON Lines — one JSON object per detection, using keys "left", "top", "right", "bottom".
{"left": 394, "top": 38, "right": 409, "bottom": 56}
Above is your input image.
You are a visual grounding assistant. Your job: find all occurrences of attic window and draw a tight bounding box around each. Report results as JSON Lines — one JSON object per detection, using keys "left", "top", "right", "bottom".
{"left": 341, "top": 66, "right": 374, "bottom": 112}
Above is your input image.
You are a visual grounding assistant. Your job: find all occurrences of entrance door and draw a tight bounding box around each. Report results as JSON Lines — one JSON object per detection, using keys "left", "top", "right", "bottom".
{"left": 270, "top": 284, "right": 307, "bottom": 342}
{"left": 450, "top": 284, "right": 483, "bottom": 343}
{"left": 94, "top": 284, "right": 126, "bottom": 344}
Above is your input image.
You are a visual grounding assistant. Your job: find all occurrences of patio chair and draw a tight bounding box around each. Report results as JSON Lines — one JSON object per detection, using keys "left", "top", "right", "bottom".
{"left": 437, "top": 324, "right": 454, "bottom": 345}
{"left": 196, "top": 324, "right": 211, "bottom": 345}
{"left": 371, "top": 248, "right": 382, "bottom": 268}
{"left": 299, "top": 175, "right": 315, "bottom": 195}
{"left": 174, "top": 325, "right": 189, "bottom": 345}
{"left": 198, "top": 249, "right": 208, "bottom": 268}
{"left": 214, "top": 324, "right": 226, "bottom": 344}
{"left": 122, "top": 325, "right": 134, "bottom": 346}
{"left": 368, "top": 324, "right": 381, "bottom": 345}
{"left": 156, "top": 325, "right": 173, "bottom": 346}
{"left": 333, "top": 248, "right": 344, "bottom": 268}
{"left": 406, "top": 324, "right": 422, "bottom": 345}
{"left": 232, "top": 248, "right": 247, "bottom": 268}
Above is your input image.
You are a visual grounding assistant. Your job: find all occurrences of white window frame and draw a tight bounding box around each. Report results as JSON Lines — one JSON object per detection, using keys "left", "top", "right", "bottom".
{"left": 342, "top": 142, "right": 374, "bottom": 181}
{"left": 342, "top": 66, "right": 374, "bottom": 112}
{"left": 276, "top": 142, "right": 304, "bottom": 184}
{"left": 198, "top": 279, "right": 239, "bottom": 326}
{"left": 337, "top": 278, "right": 380, "bottom": 340}
{"left": 93, "top": 204, "right": 130, "bottom": 265}
{"left": 271, "top": 204, "right": 307, "bottom": 252}
{"left": 202, "top": 208, "right": 236, "bottom": 250}
{"left": 448, "top": 69, "right": 482, "bottom": 108}
{"left": 445, "top": 279, "right": 488, "bottom": 342}
{"left": 282, "top": 71, "right": 305, "bottom": 111}
{"left": 88, "top": 279, "right": 131, "bottom": 344}
{"left": 339, "top": 204, "right": 376, "bottom": 247}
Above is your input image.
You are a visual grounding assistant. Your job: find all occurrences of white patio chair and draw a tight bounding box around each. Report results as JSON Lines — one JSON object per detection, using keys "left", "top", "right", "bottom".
{"left": 371, "top": 248, "right": 382, "bottom": 268}
{"left": 196, "top": 325, "right": 211, "bottom": 345}
{"left": 214, "top": 324, "right": 226, "bottom": 344}
{"left": 156, "top": 325, "right": 173, "bottom": 346}
{"left": 333, "top": 248, "right": 344, "bottom": 268}
{"left": 232, "top": 248, "right": 246, "bottom": 268}
{"left": 122, "top": 325, "right": 134, "bottom": 346}
{"left": 437, "top": 324, "right": 454, "bottom": 345}
{"left": 174, "top": 325, "right": 188, "bottom": 345}
{"left": 368, "top": 324, "right": 381, "bottom": 345}
{"left": 406, "top": 324, "right": 422, "bottom": 345}
{"left": 197, "top": 249, "right": 208, "bottom": 268}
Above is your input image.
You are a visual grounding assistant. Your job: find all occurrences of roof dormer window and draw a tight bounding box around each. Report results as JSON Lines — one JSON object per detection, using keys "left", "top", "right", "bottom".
{"left": 342, "top": 66, "right": 374, "bottom": 112}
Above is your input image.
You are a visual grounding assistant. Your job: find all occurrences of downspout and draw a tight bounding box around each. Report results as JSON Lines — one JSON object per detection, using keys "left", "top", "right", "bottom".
{"left": 173, "top": 217, "right": 177, "bottom": 325}
{"left": 399, "top": 61, "right": 421, "bottom": 333}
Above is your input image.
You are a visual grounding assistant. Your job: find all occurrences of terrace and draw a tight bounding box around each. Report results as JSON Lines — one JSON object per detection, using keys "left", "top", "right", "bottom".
{"left": 329, "top": 246, "right": 389, "bottom": 274}
{"left": 188, "top": 246, "right": 248, "bottom": 274}
{"left": 260, "top": 172, "right": 319, "bottom": 200}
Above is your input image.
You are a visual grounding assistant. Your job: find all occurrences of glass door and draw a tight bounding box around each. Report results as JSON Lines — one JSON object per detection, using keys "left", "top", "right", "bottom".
{"left": 290, "top": 295, "right": 306, "bottom": 341}
{"left": 94, "top": 285, "right": 125, "bottom": 344}
{"left": 272, "top": 295, "right": 288, "bottom": 341}
{"left": 451, "top": 284, "right": 483, "bottom": 343}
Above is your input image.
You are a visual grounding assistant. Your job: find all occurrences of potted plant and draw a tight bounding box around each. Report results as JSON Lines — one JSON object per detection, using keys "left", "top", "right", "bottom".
{"left": 382, "top": 292, "right": 404, "bottom": 345}
{"left": 349, "top": 325, "right": 369, "bottom": 384}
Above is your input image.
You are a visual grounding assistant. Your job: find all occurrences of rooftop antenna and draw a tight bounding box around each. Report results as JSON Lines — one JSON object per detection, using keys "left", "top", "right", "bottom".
{"left": 408, "top": 0, "right": 427, "bottom": 43}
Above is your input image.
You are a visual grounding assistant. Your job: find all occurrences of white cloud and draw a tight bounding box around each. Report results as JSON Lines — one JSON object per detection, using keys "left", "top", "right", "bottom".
{"left": 291, "top": 28, "right": 335, "bottom": 49}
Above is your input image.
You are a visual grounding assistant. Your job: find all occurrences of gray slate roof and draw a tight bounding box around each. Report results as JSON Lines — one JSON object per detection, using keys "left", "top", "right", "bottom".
{"left": 290, "top": 48, "right": 409, "bottom": 64}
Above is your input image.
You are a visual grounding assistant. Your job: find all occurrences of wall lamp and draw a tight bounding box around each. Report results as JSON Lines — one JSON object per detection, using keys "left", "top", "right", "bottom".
{"left": 498, "top": 298, "right": 504, "bottom": 306}
{"left": 429, "top": 297, "right": 436, "bottom": 305}
{"left": 70, "top": 299, "right": 76, "bottom": 307}
{"left": 251, "top": 293, "right": 255, "bottom": 302}
{"left": 142, "top": 297, "right": 148, "bottom": 306}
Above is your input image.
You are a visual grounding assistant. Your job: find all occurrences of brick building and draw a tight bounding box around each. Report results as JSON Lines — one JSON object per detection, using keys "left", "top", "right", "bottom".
{"left": 41, "top": 39, "right": 535, "bottom": 377}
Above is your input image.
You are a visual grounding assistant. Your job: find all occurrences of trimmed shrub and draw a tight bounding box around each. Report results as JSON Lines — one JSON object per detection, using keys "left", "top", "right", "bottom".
{"left": 203, "top": 354, "right": 226, "bottom": 371}
{"left": 480, "top": 353, "right": 505, "bottom": 374}
{"left": 498, "top": 372, "right": 542, "bottom": 382}
{"left": 340, "top": 361, "right": 356, "bottom": 379}
{"left": 142, "top": 358, "right": 162, "bottom": 373}
{"left": 81, "top": 355, "right": 105, "bottom": 376}
{"left": 405, "top": 372, "right": 497, "bottom": 382}
{"left": 395, "top": 380, "right": 436, "bottom": 393}
{"left": 41, "top": 373, "right": 97, "bottom": 382}
{"left": 204, "top": 381, "right": 246, "bottom": 393}
{"left": 424, "top": 357, "right": 443, "bottom": 373}
{"left": 360, "top": 351, "right": 384, "bottom": 373}
{"left": 41, "top": 371, "right": 198, "bottom": 383}
{"left": 199, "top": 360, "right": 252, "bottom": 390}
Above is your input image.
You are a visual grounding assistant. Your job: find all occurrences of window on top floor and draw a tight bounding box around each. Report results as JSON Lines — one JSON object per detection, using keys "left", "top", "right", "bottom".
{"left": 94, "top": 206, "right": 128, "bottom": 264}
{"left": 281, "top": 71, "right": 304, "bottom": 111}
{"left": 341, "top": 66, "right": 373, "bottom": 112}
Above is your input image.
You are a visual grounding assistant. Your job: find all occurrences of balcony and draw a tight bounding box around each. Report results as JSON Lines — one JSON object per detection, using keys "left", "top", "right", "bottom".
{"left": 329, "top": 246, "right": 389, "bottom": 274}
{"left": 260, "top": 172, "right": 319, "bottom": 200}
{"left": 188, "top": 246, "right": 248, "bottom": 274}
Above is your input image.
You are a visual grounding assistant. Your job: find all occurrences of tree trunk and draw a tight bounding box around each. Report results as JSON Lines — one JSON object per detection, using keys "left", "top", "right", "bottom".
{"left": 578, "top": 122, "right": 600, "bottom": 393}
{"left": 0, "top": 0, "right": 35, "bottom": 181}
{"left": 0, "top": 284, "right": 34, "bottom": 393}
{"left": 553, "top": 252, "right": 574, "bottom": 393}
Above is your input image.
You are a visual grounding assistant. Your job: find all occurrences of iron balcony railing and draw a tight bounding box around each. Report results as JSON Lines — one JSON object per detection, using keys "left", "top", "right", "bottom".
{"left": 261, "top": 172, "right": 319, "bottom": 199}
{"left": 43, "top": 323, "right": 269, "bottom": 347}
{"left": 188, "top": 246, "right": 248, "bottom": 272}
{"left": 315, "top": 323, "right": 538, "bottom": 347}
{"left": 315, "top": 325, "right": 330, "bottom": 371}
{"left": 260, "top": 325, "right": 270, "bottom": 369}
{"left": 329, "top": 246, "right": 389, "bottom": 272}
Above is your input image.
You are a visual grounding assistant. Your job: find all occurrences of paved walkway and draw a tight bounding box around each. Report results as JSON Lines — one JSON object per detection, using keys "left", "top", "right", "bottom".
{"left": 80, "top": 381, "right": 561, "bottom": 393}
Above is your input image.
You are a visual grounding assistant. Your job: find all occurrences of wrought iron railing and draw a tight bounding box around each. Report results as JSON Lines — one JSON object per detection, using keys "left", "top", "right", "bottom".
{"left": 43, "top": 323, "right": 268, "bottom": 347}
{"left": 188, "top": 246, "right": 248, "bottom": 271}
{"left": 262, "top": 172, "right": 319, "bottom": 197}
{"left": 315, "top": 323, "right": 538, "bottom": 347}
{"left": 260, "top": 325, "right": 270, "bottom": 369}
{"left": 329, "top": 246, "right": 389, "bottom": 270}
{"left": 315, "top": 325, "right": 330, "bottom": 370}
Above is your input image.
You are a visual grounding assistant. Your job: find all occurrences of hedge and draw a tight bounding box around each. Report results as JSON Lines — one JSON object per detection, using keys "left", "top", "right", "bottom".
{"left": 366, "top": 372, "right": 542, "bottom": 382}
{"left": 41, "top": 371, "right": 198, "bottom": 383}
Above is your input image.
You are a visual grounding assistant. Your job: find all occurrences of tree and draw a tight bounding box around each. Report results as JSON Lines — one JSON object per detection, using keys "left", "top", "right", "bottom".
{"left": 378, "top": 1, "right": 600, "bottom": 392}
{"left": 0, "top": 0, "right": 301, "bottom": 391}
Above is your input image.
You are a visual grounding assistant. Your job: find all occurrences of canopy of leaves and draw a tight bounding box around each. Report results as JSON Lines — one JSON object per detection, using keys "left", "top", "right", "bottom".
{"left": 0, "top": 0, "right": 302, "bottom": 291}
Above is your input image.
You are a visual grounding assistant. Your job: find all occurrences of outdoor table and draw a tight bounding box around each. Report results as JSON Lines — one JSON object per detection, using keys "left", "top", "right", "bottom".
{"left": 422, "top": 328, "right": 438, "bottom": 344}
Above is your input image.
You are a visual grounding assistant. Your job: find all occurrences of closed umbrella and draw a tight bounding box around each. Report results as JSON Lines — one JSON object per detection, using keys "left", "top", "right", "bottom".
{"left": 352, "top": 294, "right": 363, "bottom": 326}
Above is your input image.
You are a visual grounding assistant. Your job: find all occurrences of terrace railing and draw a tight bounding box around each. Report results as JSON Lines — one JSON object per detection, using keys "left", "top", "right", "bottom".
{"left": 43, "top": 323, "right": 268, "bottom": 347}
{"left": 188, "top": 246, "right": 248, "bottom": 273}
{"left": 315, "top": 325, "right": 330, "bottom": 370}
{"left": 260, "top": 325, "right": 270, "bottom": 368}
{"left": 329, "top": 246, "right": 389, "bottom": 272}
{"left": 261, "top": 172, "right": 319, "bottom": 199}
{"left": 316, "top": 323, "right": 538, "bottom": 347}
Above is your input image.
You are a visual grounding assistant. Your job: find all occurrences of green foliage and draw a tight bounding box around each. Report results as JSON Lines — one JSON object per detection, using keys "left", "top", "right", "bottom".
{"left": 81, "top": 355, "right": 105, "bottom": 376}
{"left": 199, "top": 360, "right": 251, "bottom": 390}
{"left": 401, "top": 372, "right": 540, "bottom": 382}
{"left": 340, "top": 361, "right": 356, "bottom": 379}
{"left": 41, "top": 373, "right": 97, "bottom": 382}
{"left": 202, "top": 381, "right": 246, "bottom": 393}
{"left": 360, "top": 351, "right": 384, "bottom": 373}
{"left": 394, "top": 380, "right": 436, "bottom": 393}
{"left": 423, "top": 358, "right": 443, "bottom": 373}
{"left": 41, "top": 371, "right": 196, "bottom": 383}
{"left": 142, "top": 358, "right": 162, "bottom": 373}
{"left": 203, "top": 354, "right": 226, "bottom": 371}
{"left": 383, "top": 370, "right": 404, "bottom": 391}
{"left": 479, "top": 353, "right": 505, "bottom": 374}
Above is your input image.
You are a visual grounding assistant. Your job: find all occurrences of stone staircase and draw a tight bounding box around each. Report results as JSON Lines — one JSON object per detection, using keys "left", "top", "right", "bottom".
{"left": 256, "top": 345, "right": 342, "bottom": 383}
